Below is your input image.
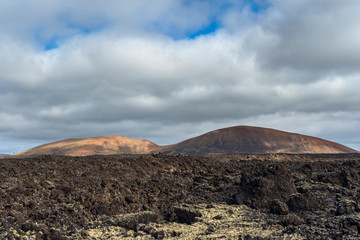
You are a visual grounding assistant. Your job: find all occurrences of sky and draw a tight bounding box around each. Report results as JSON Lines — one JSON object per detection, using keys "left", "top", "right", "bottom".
{"left": 1, "top": 0, "right": 360, "bottom": 154}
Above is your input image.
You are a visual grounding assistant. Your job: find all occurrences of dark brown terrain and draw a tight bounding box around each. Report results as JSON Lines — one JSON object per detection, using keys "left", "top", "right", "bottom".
{"left": 14, "top": 126, "right": 357, "bottom": 157}
{"left": 162, "top": 126, "right": 357, "bottom": 155}
{"left": 1, "top": 153, "right": 360, "bottom": 239}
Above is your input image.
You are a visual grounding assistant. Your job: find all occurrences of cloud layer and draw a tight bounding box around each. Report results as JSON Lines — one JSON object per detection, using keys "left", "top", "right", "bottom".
{"left": 1, "top": 0, "right": 360, "bottom": 153}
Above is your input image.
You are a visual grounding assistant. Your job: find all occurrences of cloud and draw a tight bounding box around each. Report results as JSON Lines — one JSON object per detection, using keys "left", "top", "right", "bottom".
{"left": 0, "top": 0, "right": 360, "bottom": 153}
{"left": 253, "top": 0, "right": 360, "bottom": 72}
{"left": 0, "top": 0, "right": 238, "bottom": 47}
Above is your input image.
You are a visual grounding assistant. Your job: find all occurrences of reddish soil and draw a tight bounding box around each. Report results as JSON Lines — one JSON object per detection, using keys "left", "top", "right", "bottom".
{"left": 14, "top": 126, "right": 358, "bottom": 157}
{"left": 15, "top": 136, "right": 161, "bottom": 157}
{"left": 162, "top": 126, "right": 357, "bottom": 155}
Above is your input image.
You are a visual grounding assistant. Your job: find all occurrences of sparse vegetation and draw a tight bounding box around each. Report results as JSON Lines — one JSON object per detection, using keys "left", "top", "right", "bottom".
{"left": 1, "top": 153, "right": 360, "bottom": 239}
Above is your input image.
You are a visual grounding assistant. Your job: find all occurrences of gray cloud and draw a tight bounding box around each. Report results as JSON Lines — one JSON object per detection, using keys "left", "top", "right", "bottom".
{"left": 253, "top": 0, "right": 360, "bottom": 72}
{"left": 1, "top": 0, "right": 360, "bottom": 153}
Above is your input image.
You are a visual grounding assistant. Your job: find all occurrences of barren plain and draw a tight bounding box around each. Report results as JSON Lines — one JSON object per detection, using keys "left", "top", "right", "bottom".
{"left": 1, "top": 153, "right": 360, "bottom": 239}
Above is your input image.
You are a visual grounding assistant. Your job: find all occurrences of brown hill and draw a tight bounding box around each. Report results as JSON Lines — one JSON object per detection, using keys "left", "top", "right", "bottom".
{"left": 14, "top": 126, "right": 357, "bottom": 157}
{"left": 161, "top": 126, "right": 357, "bottom": 155}
{"left": 14, "top": 136, "right": 162, "bottom": 157}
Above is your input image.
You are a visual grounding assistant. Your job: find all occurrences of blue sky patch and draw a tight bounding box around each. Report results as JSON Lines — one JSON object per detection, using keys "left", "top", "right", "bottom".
{"left": 39, "top": 24, "right": 105, "bottom": 51}
{"left": 65, "top": 21, "right": 106, "bottom": 35}
{"left": 43, "top": 37, "right": 60, "bottom": 51}
{"left": 35, "top": 0, "right": 270, "bottom": 49}
{"left": 244, "top": 0, "right": 271, "bottom": 13}
{"left": 166, "top": 0, "right": 270, "bottom": 40}
{"left": 187, "top": 20, "right": 220, "bottom": 39}
{"left": 36, "top": 12, "right": 108, "bottom": 51}
{"left": 33, "top": 27, "right": 61, "bottom": 51}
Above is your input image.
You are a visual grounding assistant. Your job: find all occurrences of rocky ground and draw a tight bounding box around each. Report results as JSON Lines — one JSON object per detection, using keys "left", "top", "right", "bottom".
{"left": 1, "top": 153, "right": 360, "bottom": 239}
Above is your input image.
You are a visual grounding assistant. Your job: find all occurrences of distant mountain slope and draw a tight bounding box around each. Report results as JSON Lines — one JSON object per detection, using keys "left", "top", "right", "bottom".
{"left": 0, "top": 154, "right": 9, "bottom": 158}
{"left": 14, "top": 136, "right": 161, "bottom": 157}
{"left": 14, "top": 126, "right": 357, "bottom": 157}
{"left": 161, "top": 126, "right": 357, "bottom": 155}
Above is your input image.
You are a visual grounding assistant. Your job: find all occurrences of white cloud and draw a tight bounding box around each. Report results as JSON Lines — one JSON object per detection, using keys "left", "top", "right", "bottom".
{"left": 1, "top": 0, "right": 360, "bottom": 153}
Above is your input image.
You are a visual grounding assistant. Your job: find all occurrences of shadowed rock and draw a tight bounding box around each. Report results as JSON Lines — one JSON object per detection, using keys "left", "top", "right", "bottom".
{"left": 230, "top": 164, "right": 297, "bottom": 209}
{"left": 173, "top": 206, "right": 202, "bottom": 224}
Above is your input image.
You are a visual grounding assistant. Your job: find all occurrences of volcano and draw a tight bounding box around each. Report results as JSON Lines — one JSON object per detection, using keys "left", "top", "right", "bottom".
{"left": 14, "top": 126, "right": 357, "bottom": 157}
{"left": 162, "top": 126, "right": 357, "bottom": 155}
{"left": 15, "top": 136, "right": 161, "bottom": 157}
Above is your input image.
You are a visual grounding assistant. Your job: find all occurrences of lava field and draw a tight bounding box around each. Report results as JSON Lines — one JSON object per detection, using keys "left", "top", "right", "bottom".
{"left": 1, "top": 153, "right": 360, "bottom": 239}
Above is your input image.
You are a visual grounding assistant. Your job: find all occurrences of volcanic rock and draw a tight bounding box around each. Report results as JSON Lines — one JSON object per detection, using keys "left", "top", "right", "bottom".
{"left": 1, "top": 153, "right": 360, "bottom": 239}
{"left": 270, "top": 199, "right": 289, "bottom": 215}
{"left": 173, "top": 206, "right": 202, "bottom": 224}
{"left": 230, "top": 163, "right": 297, "bottom": 209}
